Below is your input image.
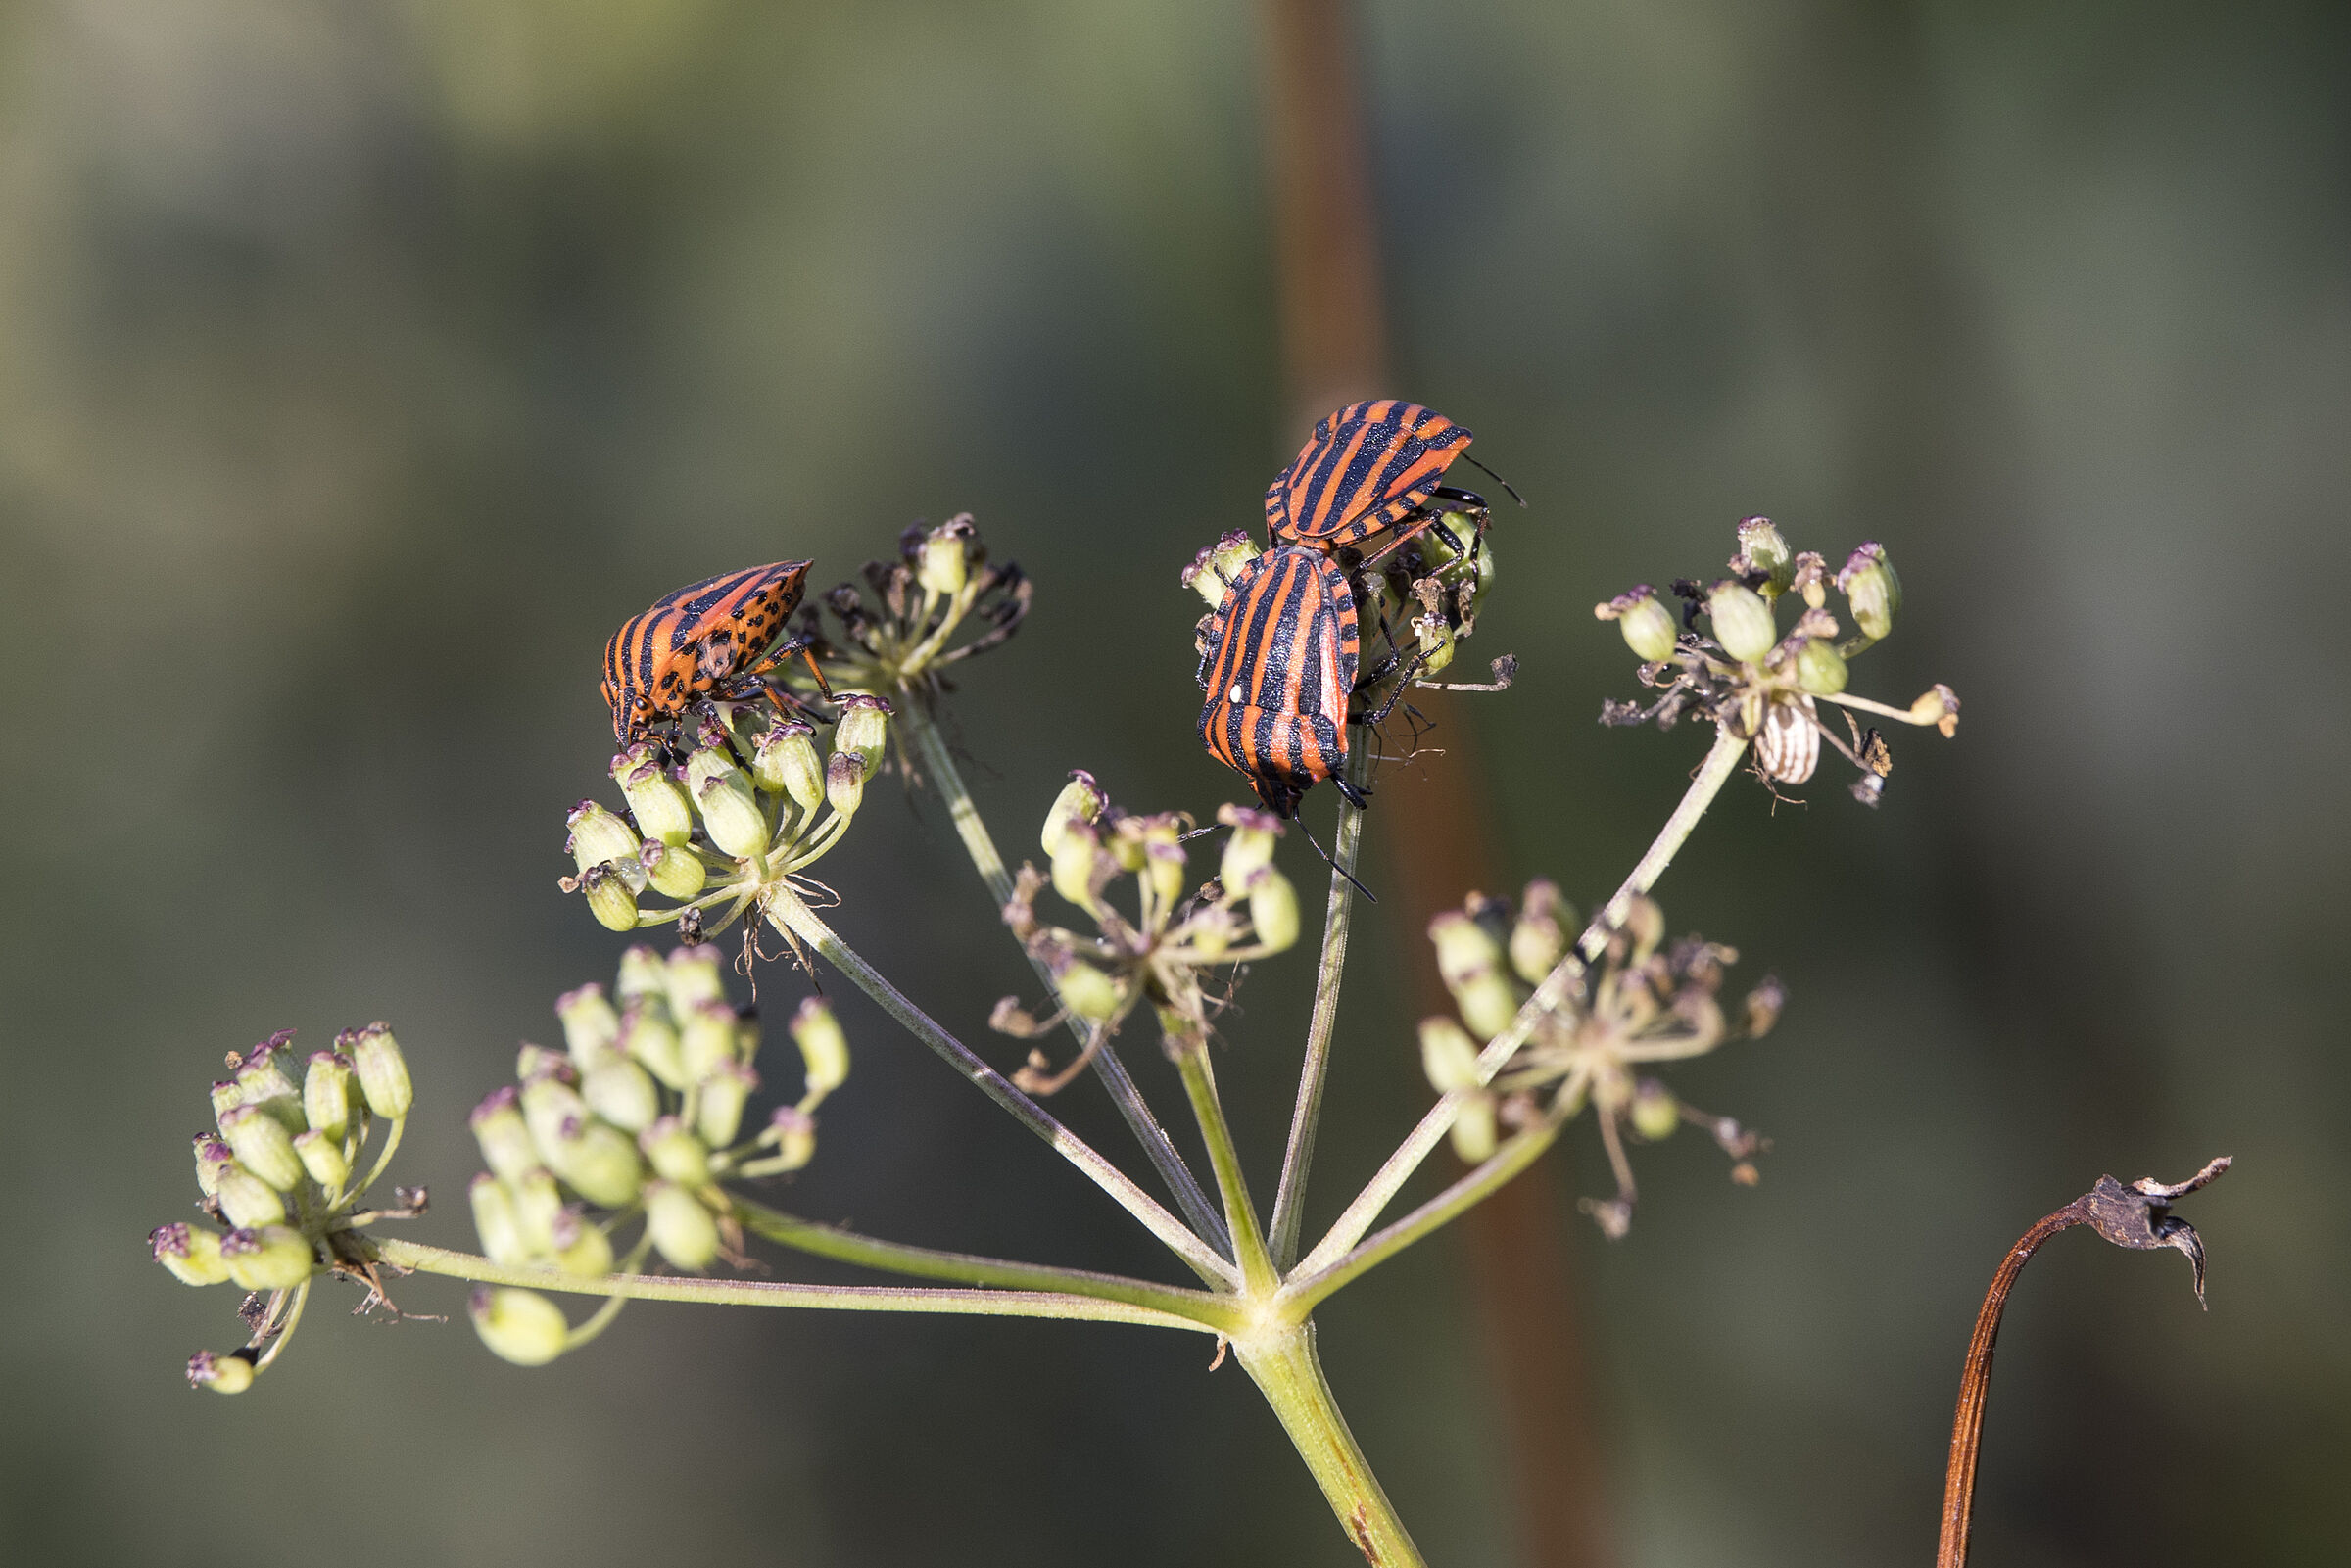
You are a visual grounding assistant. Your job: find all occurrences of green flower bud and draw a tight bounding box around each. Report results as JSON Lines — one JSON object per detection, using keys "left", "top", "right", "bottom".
{"left": 220, "top": 1225, "right": 314, "bottom": 1291}
{"left": 151, "top": 1222, "right": 231, "bottom": 1287}
{"left": 753, "top": 721, "right": 826, "bottom": 813}
{"left": 643, "top": 1181, "right": 720, "bottom": 1271}
{"left": 509, "top": 1168, "right": 564, "bottom": 1254}
{"left": 1054, "top": 958, "right": 1124, "bottom": 1024}
{"left": 791, "top": 997, "right": 849, "bottom": 1100}
{"left": 469, "top": 1172, "right": 531, "bottom": 1264}
{"left": 518, "top": 1076, "right": 590, "bottom": 1160}
{"left": 833, "top": 695, "right": 892, "bottom": 784}
{"left": 680, "top": 1000, "right": 740, "bottom": 1082}
{"left": 302, "top": 1051, "right": 358, "bottom": 1144}
{"left": 688, "top": 748, "right": 770, "bottom": 859}
{"left": 640, "top": 1116, "right": 712, "bottom": 1187}
{"left": 696, "top": 1062, "right": 757, "bottom": 1149}
{"left": 765, "top": 1106, "right": 817, "bottom": 1171}
{"left": 1216, "top": 804, "right": 1282, "bottom": 888}
{"left": 212, "top": 1163, "right": 286, "bottom": 1229}
{"left": 549, "top": 1209, "right": 614, "bottom": 1278}
{"left": 1794, "top": 637, "right": 1848, "bottom": 695}
{"left": 639, "top": 839, "right": 707, "bottom": 900}
{"left": 470, "top": 1088, "right": 540, "bottom": 1183}
{"left": 615, "top": 945, "right": 666, "bottom": 1003}
{"left": 1508, "top": 879, "right": 1570, "bottom": 986}
{"left": 917, "top": 519, "right": 973, "bottom": 596}
{"left": 293, "top": 1129, "right": 349, "bottom": 1190}
{"left": 217, "top": 1104, "right": 306, "bottom": 1193}
{"left": 193, "top": 1135, "right": 235, "bottom": 1199}
{"left": 1735, "top": 517, "right": 1794, "bottom": 597}
{"left": 346, "top": 1023, "right": 412, "bottom": 1119}
{"left": 1630, "top": 1079, "right": 1680, "bottom": 1142}
{"left": 1248, "top": 867, "right": 1300, "bottom": 953}
{"left": 581, "top": 1056, "right": 659, "bottom": 1133}
{"left": 1837, "top": 542, "right": 1900, "bottom": 640}
{"left": 1608, "top": 587, "right": 1679, "bottom": 663}
{"left": 1707, "top": 580, "right": 1778, "bottom": 662}
{"left": 469, "top": 1286, "right": 570, "bottom": 1367}
{"left": 566, "top": 799, "right": 640, "bottom": 875}
{"left": 1040, "top": 770, "right": 1106, "bottom": 859}
{"left": 621, "top": 1001, "right": 687, "bottom": 1090}
{"left": 187, "top": 1350, "right": 257, "bottom": 1394}
{"left": 1417, "top": 1017, "right": 1481, "bottom": 1094}
{"left": 824, "top": 749, "right": 867, "bottom": 818}
{"left": 616, "top": 756, "right": 696, "bottom": 848}
{"left": 556, "top": 983, "right": 623, "bottom": 1071}
{"left": 665, "top": 944, "right": 727, "bottom": 1013}
{"left": 548, "top": 1117, "right": 644, "bottom": 1210}
{"left": 1050, "top": 820, "right": 1104, "bottom": 912}
{"left": 1449, "top": 1094, "right": 1499, "bottom": 1164}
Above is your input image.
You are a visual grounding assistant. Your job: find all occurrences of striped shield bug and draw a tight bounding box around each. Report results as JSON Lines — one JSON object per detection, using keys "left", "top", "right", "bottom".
{"left": 1265, "top": 400, "right": 1506, "bottom": 567}
{"left": 600, "top": 562, "right": 834, "bottom": 745}
{"left": 1196, "top": 546, "right": 1373, "bottom": 819}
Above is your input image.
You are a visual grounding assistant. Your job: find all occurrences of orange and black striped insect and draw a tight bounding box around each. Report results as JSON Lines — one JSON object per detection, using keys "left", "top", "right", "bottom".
{"left": 1197, "top": 546, "right": 1373, "bottom": 819}
{"left": 1265, "top": 399, "right": 1501, "bottom": 567}
{"left": 601, "top": 562, "right": 833, "bottom": 745}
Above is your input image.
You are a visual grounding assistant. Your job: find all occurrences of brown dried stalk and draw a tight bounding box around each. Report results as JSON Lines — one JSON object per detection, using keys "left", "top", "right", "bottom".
{"left": 1936, "top": 1156, "right": 2231, "bottom": 1567}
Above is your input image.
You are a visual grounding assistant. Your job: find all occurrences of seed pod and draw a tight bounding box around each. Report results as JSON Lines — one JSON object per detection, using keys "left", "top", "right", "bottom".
{"left": 1040, "top": 771, "right": 1106, "bottom": 859}
{"left": 1707, "top": 580, "right": 1778, "bottom": 662}
{"left": 509, "top": 1168, "right": 564, "bottom": 1254}
{"left": 1417, "top": 1017, "right": 1481, "bottom": 1094}
{"left": 825, "top": 749, "right": 867, "bottom": 818}
{"left": 621, "top": 1001, "right": 687, "bottom": 1090}
{"left": 643, "top": 1181, "right": 720, "bottom": 1271}
{"left": 217, "top": 1105, "right": 306, "bottom": 1194}
{"left": 344, "top": 1023, "right": 412, "bottom": 1119}
{"left": 1837, "top": 542, "right": 1900, "bottom": 640}
{"left": 469, "top": 1286, "right": 570, "bottom": 1367}
{"left": 548, "top": 1117, "right": 643, "bottom": 1210}
{"left": 1181, "top": 529, "right": 1263, "bottom": 606}
{"left": 293, "top": 1129, "right": 349, "bottom": 1190}
{"left": 515, "top": 1042, "right": 573, "bottom": 1085}
{"left": 566, "top": 800, "right": 640, "bottom": 875}
{"left": 555, "top": 983, "right": 622, "bottom": 1072}
{"left": 640, "top": 839, "right": 707, "bottom": 900}
{"left": 1508, "top": 879, "right": 1569, "bottom": 986}
{"left": 1794, "top": 638, "right": 1848, "bottom": 696}
{"left": 615, "top": 945, "right": 666, "bottom": 1003}
{"left": 187, "top": 1350, "right": 257, "bottom": 1394}
{"left": 151, "top": 1222, "right": 231, "bottom": 1287}
{"left": 1735, "top": 517, "right": 1794, "bottom": 597}
{"left": 212, "top": 1163, "right": 286, "bottom": 1229}
{"left": 766, "top": 1106, "right": 817, "bottom": 1170}
{"left": 581, "top": 1057, "right": 660, "bottom": 1133}
{"left": 754, "top": 722, "right": 826, "bottom": 813}
{"left": 1248, "top": 868, "right": 1300, "bottom": 953}
{"left": 1608, "top": 587, "right": 1679, "bottom": 662}
{"left": 917, "top": 521, "right": 972, "bottom": 596}
{"left": 302, "top": 1052, "right": 358, "bottom": 1144}
{"left": 469, "top": 1172, "right": 532, "bottom": 1265}
{"left": 1144, "top": 839, "right": 1185, "bottom": 912}
{"left": 665, "top": 944, "right": 727, "bottom": 1014}
{"left": 791, "top": 997, "right": 849, "bottom": 1099}
{"left": 579, "top": 864, "right": 640, "bottom": 931}
{"left": 231, "top": 1046, "right": 307, "bottom": 1136}
{"left": 1449, "top": 1094, "right": 1500, "bottom": 1164}
{"left": 518, "top": 1077, "right": 590, "bottom": 1161}
{"left": 833, "top": 695, "right": 892, "bottom": 784}
{"left": 470, "top": 1087, "right": 540, "bottom": 1183}
{"left": 640, "top": 1116, "right": 712, "bottom": 1187}
{"left": 1050, "top": 820, "right": 1104, "bottom": 913}
{"left": 193, "top": 1135, "right": 235, "bottom": 1199}
{"left": 549, "top": 1209, "right": 614, "bottom": 1278}
{"left": 616, "top": 757, "right": 696, "bottom": 848}
{"left": 220, "top": 1225, "right": 314, "bottom": 1291}
{"left": 679, "top": 999, "right": 739, "bottom": 1083}
{"left": 1753, "top": 695, "right": 1821, "bottom": 784}
{"left": 1055, "top": 959, "right": 1124, "bottom": 1024}
{"left": 688, "top": 748, "right": 769, "bottom": 859}
{"left": 696, "top": 1062, "right": 757, "bottom": 1148}
{"left": 1630, "top": 1079, "right": 1681, "bottom": 1141}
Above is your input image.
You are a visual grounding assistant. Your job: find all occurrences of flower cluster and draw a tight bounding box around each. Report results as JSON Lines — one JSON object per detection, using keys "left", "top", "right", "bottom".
{"left": 463, "top": 943, "right": 850, "bottom": 1366}
{"left": 1419, "top": 884, "right": 1781, "bottom": 1238}
{"left": 151, "top": 1025, "right": 421, "bottom": 1393}
{"left": 564, "top": 694, "right": 891, "bottom": 941}
{"left": 1595, "top": 519, "right": 1957, "bottom": 802}
{"left": 990, "top": 773, "right": 1302, "bottom": 1089}
{"left": 782, "top": 512, "right": 1032, "bottom": 712}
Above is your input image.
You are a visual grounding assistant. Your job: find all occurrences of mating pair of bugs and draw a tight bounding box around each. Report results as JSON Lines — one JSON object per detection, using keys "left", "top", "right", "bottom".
{"left": 1196, "top": 398, "right": 1509, "bottom": 823}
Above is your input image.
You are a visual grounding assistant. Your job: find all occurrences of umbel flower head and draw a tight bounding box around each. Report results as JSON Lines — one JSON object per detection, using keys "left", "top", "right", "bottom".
{"left": 1420, "top": 883, "right": 1781, "bottom": 1238}
{"left": 465, "top": 942, "right": 850, "bottom": 1366}
{"left": 1595, "top": 520, "right": 1958, "bottom": 804}
{"left": 152, "top": 1026, "right": 425, "bottom": 1393}
{"left": 990, "top": 773, "right": 1302, "bottom": 1091}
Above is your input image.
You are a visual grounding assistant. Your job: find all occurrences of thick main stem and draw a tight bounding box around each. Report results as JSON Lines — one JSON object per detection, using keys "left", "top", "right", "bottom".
{"left": 1238, "top": 1323, "right": 1425, "bottom": 1568}
{"left": 898, "top": 705, "right": 1230, "bottom": 1254}
{"left": 763, "top": 888, "right": 1237, "bottom": 1288}
{"left": 1268, "top": 743, "right": 1371, "bottom": 1269}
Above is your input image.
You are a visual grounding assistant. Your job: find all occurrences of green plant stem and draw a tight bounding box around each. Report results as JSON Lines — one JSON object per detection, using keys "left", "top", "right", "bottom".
{"left": 373, "top": 1239, "right": 1218, "bottom": 1333}
{"left": 1235, "top": 1323, "right": 1426, "bottom": 1568}
{"left": 761, "top": 886, "right": 1239, "bottom": 1289}
{"left": 729, "top": 1195, "right": 1243, "bottom": 1331}
{"left": 1295, "top": 726, "right": 1750, "bottom": 1277}
{"left": 1176, "top": 1049, "right": 1280, "bottom": 1295}
{"left": 898, "top": 703, "right": 1229, "bottom": 1254}
{"left": 559, "top": 1235, "right": 656, "bottom": 1351}
{"left": 1267, "top": 741, "right": 1371, "bottom": 1271}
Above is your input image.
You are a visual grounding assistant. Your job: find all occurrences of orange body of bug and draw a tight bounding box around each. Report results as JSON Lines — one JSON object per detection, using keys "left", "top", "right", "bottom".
{"left": 1196, "top": 546, "right": 1366, "bottom": 818}
{"left": 1264, "top": 400, "right": 1474, "bottom": 564}
{"left": 600, "top": 561, "right": 816, "bottom": 743}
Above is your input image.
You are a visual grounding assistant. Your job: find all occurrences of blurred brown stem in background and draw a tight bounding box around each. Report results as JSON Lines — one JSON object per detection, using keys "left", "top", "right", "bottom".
{"left": 1258, "top": 2, "right": 1612, "bottom": 1563}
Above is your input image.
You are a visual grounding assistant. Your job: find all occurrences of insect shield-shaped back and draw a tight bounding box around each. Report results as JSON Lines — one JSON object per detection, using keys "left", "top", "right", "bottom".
{"left": 1265, "top": 400, "right": 1473, "bottom": 562}
{"left": 600, "top": 562, "right": 814, "bottom": 742}
{"left": 1196, "top": 546, "right": 1360, "bottom": 818}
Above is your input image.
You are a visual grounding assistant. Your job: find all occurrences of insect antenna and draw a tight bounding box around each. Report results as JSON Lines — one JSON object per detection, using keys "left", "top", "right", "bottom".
{"left": 1294, "top": 815, "right": 1376, "bottom": 903}
{"left": 1461, "top": 452, "right": 1527, "bottom": 507}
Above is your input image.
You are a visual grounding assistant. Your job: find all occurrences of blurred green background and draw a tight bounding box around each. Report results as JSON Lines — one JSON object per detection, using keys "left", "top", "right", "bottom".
{"left": 4, "top": 1, "right": 2345, "bottom": 1563}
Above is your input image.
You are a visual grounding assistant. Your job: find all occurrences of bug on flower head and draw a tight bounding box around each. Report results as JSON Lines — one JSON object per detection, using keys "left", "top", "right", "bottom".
{"left": 1197, "top": 546, "right": 1372, "bottom": 819}
{"left": 1266, "top": 400, "right": 1502, "bottom": 568}
{"left": 601, "top": 562, "right": 833, "bottom": 744}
